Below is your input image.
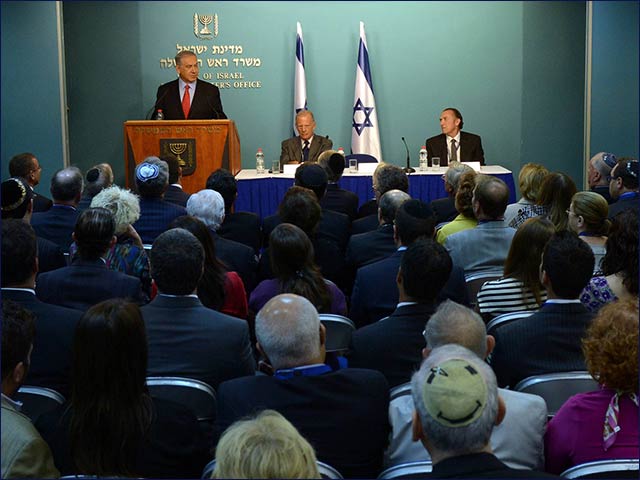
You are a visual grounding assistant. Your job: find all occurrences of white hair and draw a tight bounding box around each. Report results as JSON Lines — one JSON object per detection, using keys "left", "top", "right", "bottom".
{"left": 90, "top": 185, "right": 140, "bottom": 235}
{"left": 186, "top": 189, "right": 225, "bottom": 231}
{"left": 424, "top": 300, "right": 487, "bottom": 358}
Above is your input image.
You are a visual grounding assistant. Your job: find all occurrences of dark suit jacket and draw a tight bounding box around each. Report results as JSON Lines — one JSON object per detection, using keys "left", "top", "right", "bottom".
{"left": 320, "top": 183, "right": 359, "bottom": 220}
{"left": 31, "top": 205, "right": 80, "bottom": 252}
{"left": 280, "top": 135, "right": 332, "bottom": 164}
{"left": 1, "top": 289, "right": 81, "bottom": 397}
{"left": 608, "top": 192, "right": 639, "bottom": 218}
{"left": 142, "top": 295, "right": 255, "bottom": 390}
{"left": 35, "top": 258, "right": 144, "bottom": 312}
{"left": 428, "top": 452, "right": 556, "bottom": 479}
{"left": 214, "top": 368, "right": 390, "bottom": 478}
{"left": 36, "top": 237, "right": 66, "bottom": 274}
{"left": 430, "top": 196, "right": 458, "bottom": 224}
{"left": 163, "top": 185, "right": 191, "bottom": 207}
{"left": 490, "top": 302, "right": 594, "bottom": 388}
{"left": 132, "top": 197, "right": 187, "bottom": 244}
{"left": 32, "top": 192, "right": 53, "bottom": 213}
{"left": 218, "top": 211, "right": 262, "bottom": 253}
{"left": 349, "top": 249, "right": 469, "bottom": 328}
{"left": 357, "top": 199, "right": 378, "bottom": 219}
{"left": 425, "top": 131, "right": 485, "bottom": 166}
{"left": 352, "top": 213, "right": 379, "bottom": 234}
{"left": 153, "top": 79, "right": 226, "bottom": 120}
{"left": 76, "top": 195, "right": 92, "bottom": 212}
{"left": 211, "top": 230, "right": 258, "bottom": 294}
{"left": 345, "top": 223, "right": 396, "bottom": 270}
{"left": 349, "top": 302, "right": 437, "bottom": 388}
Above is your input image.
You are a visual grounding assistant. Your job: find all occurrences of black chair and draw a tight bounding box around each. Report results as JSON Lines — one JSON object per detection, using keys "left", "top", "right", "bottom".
{"left": 377, "top": 461, "right": 433, "bottom": 479}
{"left": 514, "top": 371, "right": 598, "bottom": 418}
{"left": 560, "top": 459, "right": 639, "bottom": 479}
{"left": 146, "top": 376, "right": 216, "bottom": 425}
{"left": 201, "top": 458, "right": 343, "bottom": 479}
{"left": 15, "top": 385, "right": 65, "bottom": 423}
{"left": 486, "top": 310, "right": 534, "bottom": 337}
{"left": 464, "top": 269, "right": 503, "bottom": 309}
{"left": 319, "top": 314, "right": 356, "bottom": 354}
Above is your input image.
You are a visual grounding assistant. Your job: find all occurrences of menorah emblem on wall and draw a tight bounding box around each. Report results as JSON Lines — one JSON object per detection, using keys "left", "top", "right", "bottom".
{"left": 194, "top": 13, "right": 218, "bottom": 39}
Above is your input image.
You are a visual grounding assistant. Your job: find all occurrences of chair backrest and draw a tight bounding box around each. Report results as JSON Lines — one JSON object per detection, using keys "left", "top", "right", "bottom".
{"left": 344, "top": 153, "right": 378, "bottom": 166}
{"left": 464, "top": 269, "right": 503, "bottom": 308}
{"left": 514, "top": 371, "right": 598, "bottom": 417}
{"left": 377, "top": 461, "right": 433, "bottom": 479}
{"left": 319, "top": 314, "right": 356, "bottom": 353}
{"left": 486, "top": 311, "right": 535, "bottom": 337}
{"left": 201, "top": 458, "right": 216, "bottom": 479}
{"left": 561, "top": 459, "right": 640, "bottom": 479}
{"left": 200, "top": 458, "right": 343, "bottom": 479}
{"left": 146, "top": 376, "right": 216, "bottom": 423}
{"left": 15, "top": 385, "right": 65, "bottom": 423}
{"left": 389, "top": 382, "right": 412, "bottom": 402}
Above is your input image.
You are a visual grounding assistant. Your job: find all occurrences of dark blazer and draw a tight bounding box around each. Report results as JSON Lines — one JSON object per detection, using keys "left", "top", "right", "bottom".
{"left": 141, "top": 295, "right": 255, "bottom": 390}
{"left": 214, "top": 368, "right": 390, "bottom": 479}
{"left": 163, "top": 185, "right": 191, "bottom": 207}
{"left": 608, "top": 192, "right": 639, "bottom": 218}
{"left": 425, "top": 131, "right": 485, "bottom": 166}
{"left": 428, "top": 452, "right": 556, "bottom": 478}
{"left": 31, "top": 205, "right": 80, "bottom": 252}
{"left": 32, "top": 192, "right": 53, "bottom": 213}
{"left": 36, "top": 237, "right": 66, "bottom": 274}
{"left": 153, "top": 79, "right": 226, "bottom": 120}
{"left": 430, "top": 196, "right": 458, "bottom": 224}
{"left": 345, "top": 223, "right": 396, "bottom": 270}
{"left": 35, "top": 258, "right": 144, "bottom": 312}
{"left": 280, "top": 135, "right": 332, "bottom": 164}
{"left": 211, "top": 230, "right": 258, "bottom": 294}
{"left": 349, "top": 249, "right": 469, "bottom": 328}
{"left": 1, "top": 289, "right": 81, "bottom": 397}
{"left": 349, "top": 302, "right": 437, "bottom": 388}
{"left": 320, "top": 183, "right": 359, "bottom": 220}
{"left": 590, "top": 185, "right": 614, "bottom": 204}
{"left": 218, "top": 211, "right": 262, "bottom": 253}
{"left": 490, "top": 302, "right": 594, "bottom": 388}
{"left": 352, "top": 213, "right": 379, "bottom": 235}
{"left": 357, "top": 199, "right": 378, "bottom": 219}
{"left": 76, "top": 195, "right": 92, "bottom": 212}
{"left": 132, "top": 197, "right": 187, "bottom": 244}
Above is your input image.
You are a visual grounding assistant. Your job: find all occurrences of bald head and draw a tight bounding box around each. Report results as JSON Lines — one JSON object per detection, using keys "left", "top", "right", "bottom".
{"left": 378, "top": 189, "right": 411, "bottom": 225}
{"left": 51, "top": 166, "right": 83, "bottom": 204}
{"left": 473, "top": 175, "right": 509, "bottom": 220}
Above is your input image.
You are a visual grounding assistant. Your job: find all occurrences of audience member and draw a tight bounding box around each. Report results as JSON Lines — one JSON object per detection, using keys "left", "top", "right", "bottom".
{"left": 1, "top": 177, "right": 65, "bottom": 273}
{"left": 131, "top": 157, "right": 187, "bottom": 244}
{"left": 580, "top": 209, "right": 638, "bottom": 312}
{"left": 36, "top": 208, "right": 144, "bottom": 311}
{"left": 77, "top": 163, "right": 114, "bottom": 211}
{"left": 212, "top": 410, "right": 320, "bottom": 479}
{"left": 477, "top": 217, "right": 554, "bottom": 321}
{"left": 318, "top": 150, "right": 359, "bottom": 220}
{"left": 1, "top": 300, "right": 60, "bottom": 479}
{"left": 587, "top": 152, "right": 617, "bottom": 204}
{"left": 567, "top": 191, "right": 610, "bottom": 273}
{"left": 385, "top": 301, "right": 548, "bottom": 471}
{"left": 214, "top": 294, "right": 389, "bottom": 478}
{"left": 355, "top": 163, "right": 408, "bottom": 231}
{"left": 280, "top": 110, "right": 332, "bottom": 164}
{"left": 410, "top": 344, "right": 553, "bottom": 478}
{"left": 544, "top": 299, "right": 639, "bottom": 474}
{"left": 8, "top": 152, "right": 53, "bottom": 212}
{"left": 349, "top": 239, "right": 452, "bottom": 387}
{"left": 607, "top": 158, "right": 639, "bottom": 218}
{"left": 36, "top": 299, "right": 210, "bottom": 478}
{"left": 31, "top": 166, "right": 83, "bottom": 252}
{"left": 187, "top": 189, "right": 258, "bottom": 293}
{"left": 142, "top": 228, "right": 254, "bottom": 389}
{"left": 161, "top": 154, "right": 191, "bottom": 207}
{"left": 170, "top": 215, "right": 248, "bottom": 319}
{"left": 435, "top": 169, "right": 478, "bottom": 244}
{"left": 430, "top": 161, "right": 475, "bottom": 224}
{"left": 490, "top": 231, "right": 595, "bottom": 388}
{"left": 503, "top": 163, "right": 549, "bottom": 226}
{"left": 444, "top": 175, "right": 515, "bottom": 275}
{"left": 207, "top": 168, "right": 261, "bottom": 253}
{"left": 2, "top": 220, "right": 80, "bottom": 396}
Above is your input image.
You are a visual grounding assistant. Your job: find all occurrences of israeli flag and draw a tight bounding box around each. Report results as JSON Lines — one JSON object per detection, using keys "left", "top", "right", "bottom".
{"left": 293, "top": 22, "right": 307, "bottom": 135}
{"left": 351, "top": 21, "right": 382, "bottom": 162}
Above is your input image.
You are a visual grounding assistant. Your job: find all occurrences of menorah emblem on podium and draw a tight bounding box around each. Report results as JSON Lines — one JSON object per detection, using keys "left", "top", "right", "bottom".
{"left": 169, "top": 143, "right": 188, "bottom": 167}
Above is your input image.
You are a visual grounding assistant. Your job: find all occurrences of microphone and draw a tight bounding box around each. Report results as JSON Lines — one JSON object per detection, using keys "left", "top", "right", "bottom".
{"left": 207, "top": 97, "right": 223, "bottom": 120}
{"left": 146, "top": 86, "right": 170, "bottom": 120}
{"left": 401, "top": 137, "right": 415, "bottom": 173}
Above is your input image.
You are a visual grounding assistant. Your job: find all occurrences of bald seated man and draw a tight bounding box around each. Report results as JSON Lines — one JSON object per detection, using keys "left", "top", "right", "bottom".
{"left": 280, "top": 110, "right": 333, "bottom": 164}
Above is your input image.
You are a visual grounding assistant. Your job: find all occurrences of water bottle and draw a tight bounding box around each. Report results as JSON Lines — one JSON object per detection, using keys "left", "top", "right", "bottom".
{"left": 338, "top": 147, "right": 345, "bottom": 156}
{"left": 156, "top": 109, "right": 164, "bottom": 120}
{"left": 419, "top": 146, "right": 428, "bottom": 171}
{"left": 255, "top": 148, "right": 265, "bottom": 174}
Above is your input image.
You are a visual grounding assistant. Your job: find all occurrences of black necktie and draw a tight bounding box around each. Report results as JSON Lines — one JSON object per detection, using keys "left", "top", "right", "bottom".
{"left": 450, "top": 139, "right": 458, "bottom": 162}
{"left": 303, "top": 140, "right": 310, "bottom": 162}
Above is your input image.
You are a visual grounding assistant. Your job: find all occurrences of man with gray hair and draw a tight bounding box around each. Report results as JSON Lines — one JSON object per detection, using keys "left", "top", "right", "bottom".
{"left": 385, "top": 300, "right": 548, "bottom": 471}
{"left": 430, "top": 161, "right": 475, "bottom": 224}
{"left": 31, "top": 166, "right": 84, "bottom": 252}
{"left": 587, "top": 152, "right": 617, "bottom": 204}
{"left": 214, "top": 294, "right": 390, "bottom": 478}
{"left": 187, "top": 189, "right": 258, "bottom": 292}
{"left": 410, "top": 342, "right": 552, "bottom": 477}
{"left": 131, "top": 156, "right": 186, "bottom": 244}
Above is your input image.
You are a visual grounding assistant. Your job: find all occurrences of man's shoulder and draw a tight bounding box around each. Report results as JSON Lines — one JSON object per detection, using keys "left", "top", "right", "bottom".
{"left": 426, "top": 133, "right": 445, "bottom": 144}
{"left": 158, "top": 79, "right": 179, "bottom": 91}
{"left": 461, "top": 131, "right": 482, "bottom": 141}
{"left": 281, "top": 136, "right": 298, "bottom": 147}
{"left": 196, "top": 79, "right": 220, "bottom": 93}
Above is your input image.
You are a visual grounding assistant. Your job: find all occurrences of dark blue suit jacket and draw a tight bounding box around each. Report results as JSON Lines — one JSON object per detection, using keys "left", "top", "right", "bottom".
{"left": 163, "top": 185, "right": 191, "bottom": 208}
{"left": 320, "top": 183, "right": 359, "bottom": 221}
{"left": 154, "top": 79, "right": 226, "bottom": 120}
{"left": 218, "top": 211, "right": 262, "bottom": 253}
{"left": 210, "top": 230, "right": 258, "bottom": 294}
{"left": 132, "top": 197, "right": 187, "bottom": 244}
{"left": 36, "top": 237, "right": 66, "bottom": 274}
{"left": 31, "top": 205, "right": 80, "bottom": 252}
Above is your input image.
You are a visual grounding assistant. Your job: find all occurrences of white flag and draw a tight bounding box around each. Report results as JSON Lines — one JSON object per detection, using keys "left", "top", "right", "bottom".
{"left": 351, "top": 22, "right": 382, "bottom": 162}
{"left": 293, "top": 22, "right": 307, "bottom": 135}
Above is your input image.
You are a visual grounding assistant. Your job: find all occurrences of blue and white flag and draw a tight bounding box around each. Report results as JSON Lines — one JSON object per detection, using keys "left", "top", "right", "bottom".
{"left": 293, "top": 21, "right": 307, "bottom": 135}
{"left": 351, "top": 21, "right": 382, "bottom": 162}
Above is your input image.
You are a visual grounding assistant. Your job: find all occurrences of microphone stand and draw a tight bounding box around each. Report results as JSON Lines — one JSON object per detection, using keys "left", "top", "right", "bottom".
{"left": 401, "top": 137, "right": 415, "bottom": 173}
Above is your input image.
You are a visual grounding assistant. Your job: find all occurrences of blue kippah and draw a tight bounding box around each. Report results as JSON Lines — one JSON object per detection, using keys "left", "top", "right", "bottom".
{"left": 136, "top": 163, "right": 160, "bottom": 182}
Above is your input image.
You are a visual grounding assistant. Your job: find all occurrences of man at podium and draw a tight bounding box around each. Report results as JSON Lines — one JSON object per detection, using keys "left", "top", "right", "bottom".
{"left": 153, "top": 51, "right": 226, "bottom": 120}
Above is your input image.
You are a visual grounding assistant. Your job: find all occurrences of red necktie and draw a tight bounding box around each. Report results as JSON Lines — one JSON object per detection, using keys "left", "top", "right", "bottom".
{"left": 182, "top": 85, "right": 191, "bottom": 119}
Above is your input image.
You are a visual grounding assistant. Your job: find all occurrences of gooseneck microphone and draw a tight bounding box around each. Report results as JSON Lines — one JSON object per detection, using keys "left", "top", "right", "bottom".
{"left": 401, "top": 137, "right": 415, "bottom": 173}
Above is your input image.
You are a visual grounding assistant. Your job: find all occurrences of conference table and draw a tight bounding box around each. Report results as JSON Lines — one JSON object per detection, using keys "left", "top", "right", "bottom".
{"left": 234, "top": 166, "right": 516, "bottom": 219}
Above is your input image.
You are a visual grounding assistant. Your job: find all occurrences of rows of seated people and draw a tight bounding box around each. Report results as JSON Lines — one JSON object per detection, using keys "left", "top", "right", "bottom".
{"left": 1, "top": 150, "right": 638, "bottom": 478}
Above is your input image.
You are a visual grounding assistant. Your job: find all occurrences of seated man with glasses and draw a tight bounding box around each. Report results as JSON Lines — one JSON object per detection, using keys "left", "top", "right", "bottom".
{"left": 608, "top": 158, "right": 639, "bottom": 218}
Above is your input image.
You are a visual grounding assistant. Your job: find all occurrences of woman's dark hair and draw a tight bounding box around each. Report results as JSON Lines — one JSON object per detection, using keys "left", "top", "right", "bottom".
{"left": 70, "top": 299, "right": 152, "bottom": 476}
{"left": 170, "top": 215, "right": 228, "bottom": 310}
{"left": 503, "top": 217, "right": 555, "bottom": 304}
{"left": 74, "top": 207, "right": 116, "bottom": 260}
{"left": 601, "top": 210, "right": 639, "bottom": 295}
{"left": 536, "top": 172, "right": 577, "bottom": 232}
{"left": 269, "top": 223, "right": 331, "bottom": 313}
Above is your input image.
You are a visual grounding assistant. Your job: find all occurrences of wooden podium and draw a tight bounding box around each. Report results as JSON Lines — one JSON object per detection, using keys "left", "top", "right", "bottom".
{"left": 123, "top": 120, "right": 241, "bottom": 194}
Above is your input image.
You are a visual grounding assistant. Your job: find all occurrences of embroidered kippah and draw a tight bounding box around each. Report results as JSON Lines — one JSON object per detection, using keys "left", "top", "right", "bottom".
{"left": 136, "top": 163, "right": 160, "bottom": 182}
{"left": 1, "top": 178, "right": 30, "bottom": 212}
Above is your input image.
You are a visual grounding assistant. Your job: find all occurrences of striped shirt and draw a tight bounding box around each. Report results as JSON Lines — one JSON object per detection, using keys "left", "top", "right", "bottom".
{"left": 477, "top": 276, "right": 547, "bottom": 319}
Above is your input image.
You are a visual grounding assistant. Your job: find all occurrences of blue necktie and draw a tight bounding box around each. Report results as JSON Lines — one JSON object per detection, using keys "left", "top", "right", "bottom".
{"left": 303, "top": 140, "right": 310, "bottom": 162}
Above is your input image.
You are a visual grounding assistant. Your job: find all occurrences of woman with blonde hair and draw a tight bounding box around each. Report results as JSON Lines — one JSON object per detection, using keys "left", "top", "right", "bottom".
{"left": 504, "top": 163, "right": 549, "bottom": 226}
{"left": 567, "top": 191, "right": 610, "bottom": 273}
{"left": 213, "top": 410, "right": 320, "bottom": 479}
{"left": 436, "top": 170, "right": 478, "bottom": 244}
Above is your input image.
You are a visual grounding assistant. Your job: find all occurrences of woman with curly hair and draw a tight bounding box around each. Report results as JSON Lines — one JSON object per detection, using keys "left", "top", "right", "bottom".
{"left": 567, "top": 191, "right": 610, "bottom": 274}
{"left": 580, "top": 209, "right": 638, "bottom": 312}
{"left": 435, "top": 170, "right": 478, "bottom": 244}
{"left": 544, "top": 299, "right": 639, "bottom": 474}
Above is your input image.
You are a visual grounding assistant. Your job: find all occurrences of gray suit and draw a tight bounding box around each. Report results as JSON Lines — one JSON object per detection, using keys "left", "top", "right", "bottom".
{"left": 384, "top": 387, "right": 547, "bottom": 470}
{"left": 444, "top": 220, "right": 516, "bottom": 275}
{"left": 280, "top": 135, "right": 332, "bottom": 163}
